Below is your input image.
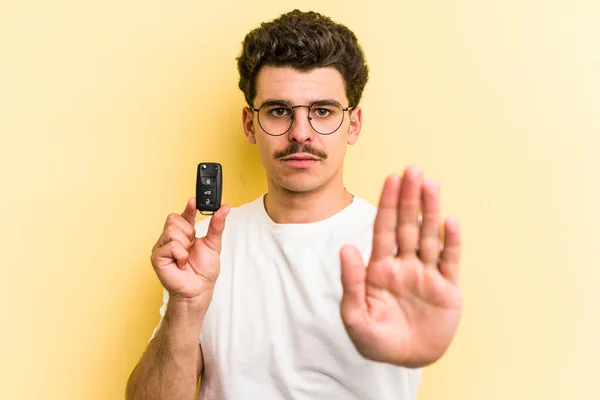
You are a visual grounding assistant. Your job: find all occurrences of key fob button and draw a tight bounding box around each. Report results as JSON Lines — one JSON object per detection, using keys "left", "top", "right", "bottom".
{"left": 201, "top": 177, "right": 216, "bottom": 186}
{"left": 200, "top": 195, "right": 216, "bottom": 206}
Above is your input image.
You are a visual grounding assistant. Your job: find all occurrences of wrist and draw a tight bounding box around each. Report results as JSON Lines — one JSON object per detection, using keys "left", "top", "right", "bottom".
{"left": 161, "top": 295, "right": 208, "bottom": 342}
{"left": 167, "top": 291, "right": 213, "bottom": 317}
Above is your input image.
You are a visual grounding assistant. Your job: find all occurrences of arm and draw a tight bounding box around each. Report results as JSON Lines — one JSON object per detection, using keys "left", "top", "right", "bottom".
{"left": 126, "top": 198, "right": 230, "bottom": 399}
{"left": 125, "top": 297, "right": 206, "bottom": 400}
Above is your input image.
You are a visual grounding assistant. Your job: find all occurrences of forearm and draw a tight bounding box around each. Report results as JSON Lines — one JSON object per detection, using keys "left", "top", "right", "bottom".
{"left": 126, "top": 298, "right": 207, "bottom": 400}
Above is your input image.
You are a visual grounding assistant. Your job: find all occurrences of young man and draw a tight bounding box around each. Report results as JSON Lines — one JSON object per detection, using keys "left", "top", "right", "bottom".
{"left": 126, "top": 9, "right": 462, "bottom": 400}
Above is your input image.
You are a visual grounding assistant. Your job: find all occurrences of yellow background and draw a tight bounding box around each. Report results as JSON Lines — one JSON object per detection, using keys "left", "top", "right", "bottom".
{"left": 2, "top": 1, "right": 599, "bottom": 399}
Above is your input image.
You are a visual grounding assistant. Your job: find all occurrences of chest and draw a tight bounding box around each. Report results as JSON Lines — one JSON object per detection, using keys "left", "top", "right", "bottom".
{"left": 200, "top": 229, "right": 373, "bottom": 375}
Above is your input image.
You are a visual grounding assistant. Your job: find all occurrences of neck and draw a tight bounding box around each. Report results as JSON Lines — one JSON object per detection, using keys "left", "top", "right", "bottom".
{"left": 263, "top": 178, "right": 354, "bottom": 224}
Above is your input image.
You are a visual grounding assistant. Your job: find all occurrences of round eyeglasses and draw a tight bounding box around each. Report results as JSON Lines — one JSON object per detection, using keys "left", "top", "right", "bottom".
{"left": 249, "top": 100, "right": 355, "bottom": 136}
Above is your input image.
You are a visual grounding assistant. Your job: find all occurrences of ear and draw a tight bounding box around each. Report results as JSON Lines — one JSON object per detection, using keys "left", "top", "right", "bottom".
{"left": 242, "top": 106, "right": 257, "bottom": 144}
{"left": 347, "top": 106, "right": 362, "bottom": 145}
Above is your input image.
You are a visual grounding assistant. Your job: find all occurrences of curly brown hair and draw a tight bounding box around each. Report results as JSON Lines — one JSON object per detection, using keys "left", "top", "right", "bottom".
{"left": 237, "top": 9, "right": 369, "bottom": 108}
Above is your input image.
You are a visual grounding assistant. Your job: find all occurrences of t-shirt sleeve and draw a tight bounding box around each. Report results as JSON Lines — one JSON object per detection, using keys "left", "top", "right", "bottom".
{"left": 148, "top": 215, "right": 213, "bottom": 343}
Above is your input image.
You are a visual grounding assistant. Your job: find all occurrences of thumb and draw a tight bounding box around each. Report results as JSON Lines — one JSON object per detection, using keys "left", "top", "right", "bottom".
{"left": 340, "top": 244, "right": 368, "bottom": 327}
{"left": 181, "top": 197, "right": 197, "bottom": 226}
{"left": 204, "top": 205, "right": 231, "bottom": 253}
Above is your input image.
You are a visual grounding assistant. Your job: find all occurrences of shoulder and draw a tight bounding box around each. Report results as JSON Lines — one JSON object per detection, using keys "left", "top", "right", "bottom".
{"left": 353, "top": 196, "right": 378, "bottom": 214}
{"left": 349, "top": 195, "right": 378, "bottom": 225}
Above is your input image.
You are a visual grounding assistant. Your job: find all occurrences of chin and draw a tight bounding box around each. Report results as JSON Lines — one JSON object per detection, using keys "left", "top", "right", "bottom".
{"left": 274, "top": 174, "right": 326, "bottom": 194}
{"left": 266, "top": 161, "right": 340, "bottom": 194}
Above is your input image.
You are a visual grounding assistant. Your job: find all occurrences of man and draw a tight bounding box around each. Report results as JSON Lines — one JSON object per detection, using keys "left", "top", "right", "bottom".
{"left": 126, "top": 9, "right": 462, "bottom": 400}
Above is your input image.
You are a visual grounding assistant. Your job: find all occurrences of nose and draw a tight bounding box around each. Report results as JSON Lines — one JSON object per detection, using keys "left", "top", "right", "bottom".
{"left": 287, "top": 106, "right": 315, "bottom": 143}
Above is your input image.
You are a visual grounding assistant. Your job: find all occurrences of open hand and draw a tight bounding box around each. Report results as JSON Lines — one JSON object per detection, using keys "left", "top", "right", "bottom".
{"left": 340, "top": 166, "right": 462, "bottom": 368}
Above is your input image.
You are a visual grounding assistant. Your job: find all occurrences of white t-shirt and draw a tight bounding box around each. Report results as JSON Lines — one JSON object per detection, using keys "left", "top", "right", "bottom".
{"left": 151, "top": 194, "right": 422, "bottom": 399}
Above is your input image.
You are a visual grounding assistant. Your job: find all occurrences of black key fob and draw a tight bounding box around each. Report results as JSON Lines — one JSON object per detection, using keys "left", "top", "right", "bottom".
{"left": 196, "top": 162, "right": 222, "bottom": 215}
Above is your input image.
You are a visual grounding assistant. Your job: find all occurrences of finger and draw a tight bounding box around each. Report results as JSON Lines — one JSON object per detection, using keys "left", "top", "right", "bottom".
{"left": 371, "top": 174, "right": 402, "bottom": 261}
{"left": 155, "top": 214, "right": 195, "bottom": 250}
{"left": 181, "top": 197, "right": 198, "bottom": 226}
{"left": 339, "top": 244, "right": 368, "bottom": 329}
{"left": 152, "top": 240, "right": 189, "bottom": 270}
{"left": 397, "top": 165, "right": 424, "bottom": 257}
{"left": 203, "top": 205, "right": 231, "bottom": 253}
{"left": 163, "top": 226, "right": 193, "bottom": 250}
{"left": 439, "top": 217, "right": 461, "bottom": 285}
{"left": 418, "top": 179, "right": 441, "bottom": 266}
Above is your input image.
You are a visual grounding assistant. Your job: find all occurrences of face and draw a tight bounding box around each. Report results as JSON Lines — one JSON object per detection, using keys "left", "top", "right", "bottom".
{"left": 242, "top": 66, "right": 362, "bottom": 194}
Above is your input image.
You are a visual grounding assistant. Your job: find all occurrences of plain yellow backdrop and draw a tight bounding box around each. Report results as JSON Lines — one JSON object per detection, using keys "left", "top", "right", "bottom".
{"left": 1, "top": 0, "right": 599, "bottom": 399}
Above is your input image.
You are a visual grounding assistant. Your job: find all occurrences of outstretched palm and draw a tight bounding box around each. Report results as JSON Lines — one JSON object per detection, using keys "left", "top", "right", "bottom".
{"left": 340, "top": 166, "right": 462, "bottom": 368}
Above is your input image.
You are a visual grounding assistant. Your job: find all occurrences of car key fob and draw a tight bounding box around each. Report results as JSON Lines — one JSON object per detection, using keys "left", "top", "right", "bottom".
{"left": 196, "top": 162, "right": 222, "bottom": 215}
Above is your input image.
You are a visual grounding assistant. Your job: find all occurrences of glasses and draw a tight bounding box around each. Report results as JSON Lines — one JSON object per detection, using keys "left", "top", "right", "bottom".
{"left": 249, "top": 100, "right": 355, "bottom": 136}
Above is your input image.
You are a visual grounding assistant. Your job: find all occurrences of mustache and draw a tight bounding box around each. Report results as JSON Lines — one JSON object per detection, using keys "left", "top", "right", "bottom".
{"left": 274, "top": 143, "right": 328, "bottom": 160}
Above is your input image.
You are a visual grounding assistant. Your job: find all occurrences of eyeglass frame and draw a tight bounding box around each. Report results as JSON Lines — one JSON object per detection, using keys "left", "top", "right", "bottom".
{"left": 248, "top": 99, "right": 356, "bottom": 136}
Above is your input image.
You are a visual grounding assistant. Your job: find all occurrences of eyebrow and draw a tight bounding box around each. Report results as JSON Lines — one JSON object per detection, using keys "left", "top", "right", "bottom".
{"left": 259, "top": 98, "right": 342, "bottom": 107}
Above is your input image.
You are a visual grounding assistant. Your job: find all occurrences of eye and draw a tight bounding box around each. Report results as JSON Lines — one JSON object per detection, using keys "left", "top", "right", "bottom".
{"left": 313, "top": 108, "right": 333, "bottom": 118}
{"left": 267, "top": 107, "right": 291, "bottom": 118}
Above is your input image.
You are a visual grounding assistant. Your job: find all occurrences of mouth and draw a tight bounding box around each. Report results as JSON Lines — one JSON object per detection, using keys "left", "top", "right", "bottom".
{"left": 281, "top": 154, "right": 321, "bottom": 161}
{"left": 280, "top": 154, "right": 321, "bottom": 168}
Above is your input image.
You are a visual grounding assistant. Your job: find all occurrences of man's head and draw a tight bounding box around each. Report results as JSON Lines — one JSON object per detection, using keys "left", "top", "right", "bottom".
{"left": 237, "top": 10, "right": 369, "bottom": 194}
